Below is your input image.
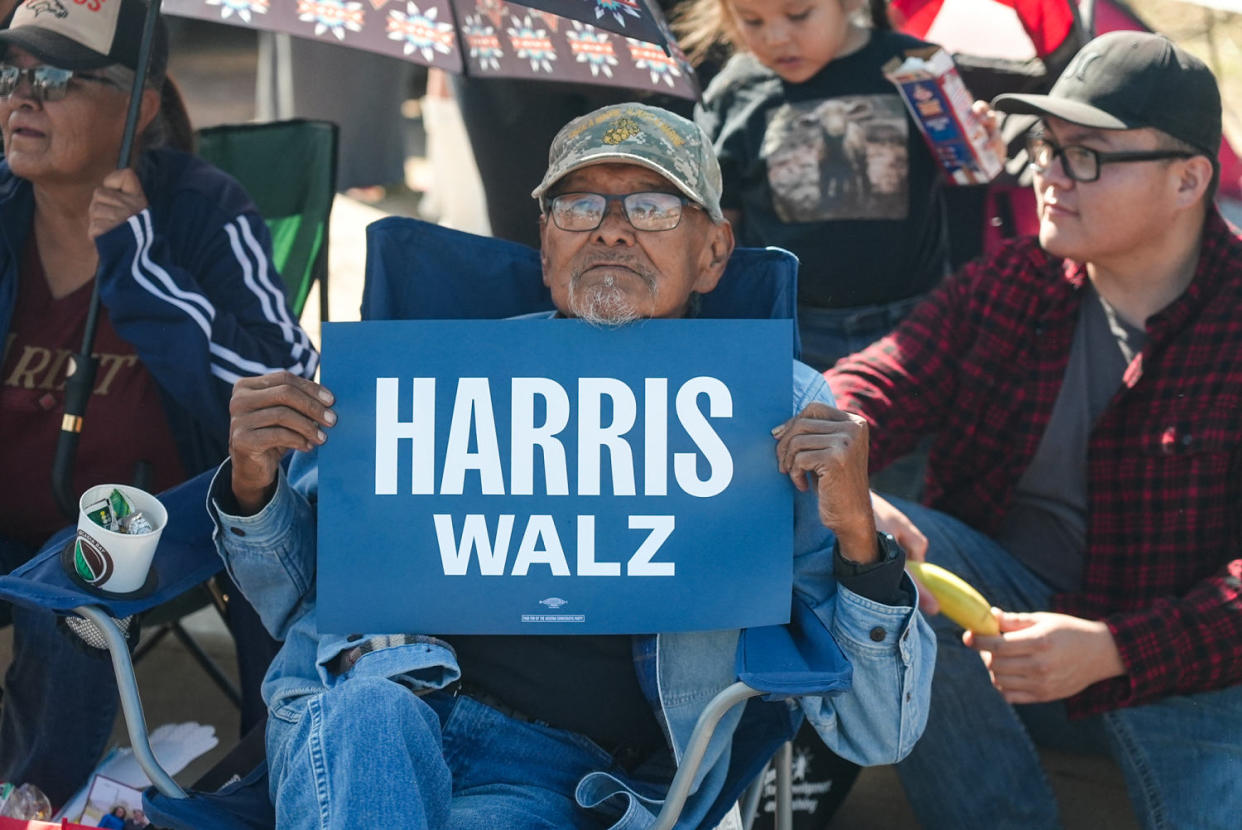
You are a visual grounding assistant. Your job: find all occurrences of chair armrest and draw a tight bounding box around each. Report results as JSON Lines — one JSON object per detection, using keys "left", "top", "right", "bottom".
{"left": 735, "top": 598, "right": 853, "bottom": 699}
{"left": 651, "top": 681, "right": 764, "bottom": 830}
{"left": 0, "top": 472, "right": 221, "bottom": 803}
{"left": 74, "top": 606, "right": 186, "bottom": 799}
{"left": 0, "top": 470, "right": 222, "bottom": 619}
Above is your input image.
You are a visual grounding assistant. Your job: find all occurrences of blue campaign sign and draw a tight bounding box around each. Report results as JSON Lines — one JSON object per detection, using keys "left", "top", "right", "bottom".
{"left": 317, "top": 319, "right": 794, "bottom": 635}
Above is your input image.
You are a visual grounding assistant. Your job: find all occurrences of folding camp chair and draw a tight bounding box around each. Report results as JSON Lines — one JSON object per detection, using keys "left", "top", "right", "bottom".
{"left": 0, "top": 218, "right": 847, "bottom": 830}
{"left": 196, "top": 119, "right": 339, "bottom": 321}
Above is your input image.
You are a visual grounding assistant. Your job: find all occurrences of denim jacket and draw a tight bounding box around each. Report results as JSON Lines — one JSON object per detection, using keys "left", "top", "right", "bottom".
{"left": 210, "top": 360, "right": 934, "bottom": 828}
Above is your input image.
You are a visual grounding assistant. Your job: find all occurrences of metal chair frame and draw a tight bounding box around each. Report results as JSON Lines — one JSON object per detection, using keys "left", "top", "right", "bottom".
{"left": 79, "top": 600, "right": 794, "bottom": 829}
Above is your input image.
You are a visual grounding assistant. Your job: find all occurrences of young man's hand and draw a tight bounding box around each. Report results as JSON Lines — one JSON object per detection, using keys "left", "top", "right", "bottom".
{"left": 972, "top": 100, "right": 1009, "bottom": 162}
{"left": 228, "top": 372, "right": 336, "bottom": 515}
{"left": 966, "top": 611, "right": 1126, "bottom": 703}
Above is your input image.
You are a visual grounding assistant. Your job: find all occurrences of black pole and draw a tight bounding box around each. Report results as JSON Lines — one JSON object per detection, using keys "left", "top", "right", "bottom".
{"left": 52, "top": 0, "right": 164, "bottom": 518}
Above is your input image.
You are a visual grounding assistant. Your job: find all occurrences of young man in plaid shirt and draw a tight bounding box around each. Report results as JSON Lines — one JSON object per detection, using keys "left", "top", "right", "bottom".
{"left": 826, "top": 31, "right": 1241, "bottom": 828}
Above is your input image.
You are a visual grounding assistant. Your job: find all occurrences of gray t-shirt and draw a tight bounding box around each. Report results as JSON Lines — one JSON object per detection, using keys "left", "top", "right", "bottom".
{"left": 995, "top": 283, "right": 1146, "bottom": 591}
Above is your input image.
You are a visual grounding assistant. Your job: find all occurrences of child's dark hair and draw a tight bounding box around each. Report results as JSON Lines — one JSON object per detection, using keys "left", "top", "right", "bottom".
{"left": 674, "top": 0, "right": 891, "bottom": 66}
{"left": 869, "top": 0, "right": 892, "bottom": 31}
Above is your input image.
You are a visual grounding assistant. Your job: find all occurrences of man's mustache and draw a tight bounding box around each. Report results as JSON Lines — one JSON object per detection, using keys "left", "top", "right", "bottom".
{"left": 572, "top": 254, "right": 659, "bottom": 290}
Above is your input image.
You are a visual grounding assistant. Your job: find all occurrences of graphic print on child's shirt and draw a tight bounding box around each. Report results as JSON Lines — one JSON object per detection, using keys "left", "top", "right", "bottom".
{"left": 761, "top": 94, "right": 910, "bottom": 223}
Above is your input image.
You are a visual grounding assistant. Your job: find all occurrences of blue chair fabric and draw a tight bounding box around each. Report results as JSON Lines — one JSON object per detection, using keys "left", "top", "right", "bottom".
{"left": 361, "top": 216, "right": 803, "bottom": 358}
{"left": 736, "top": 598, "right": 853, "bottom": 699}
{"left": 145, "top": 762, "right": 273, "bottom": 830}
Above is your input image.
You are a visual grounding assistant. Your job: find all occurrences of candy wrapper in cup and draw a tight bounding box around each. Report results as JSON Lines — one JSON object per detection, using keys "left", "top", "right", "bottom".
{"left": 73, "top": 484, "right": 167, "bottom": 594}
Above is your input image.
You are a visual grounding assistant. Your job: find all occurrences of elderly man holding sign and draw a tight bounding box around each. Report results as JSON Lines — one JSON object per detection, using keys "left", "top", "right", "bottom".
{"left": 213, "top": 104, "right": 933, "bottom": 829}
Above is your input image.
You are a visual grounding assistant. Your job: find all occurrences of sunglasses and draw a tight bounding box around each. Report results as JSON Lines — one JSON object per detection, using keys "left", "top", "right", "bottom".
{"left": 543, "top": 191, "right": 699, "bottom": 232}
{"left": 0, "top": 63, "right": 118, "bottom": 103}
{"left": 1025, "top": 134, "right": 1194, "bottom": 184}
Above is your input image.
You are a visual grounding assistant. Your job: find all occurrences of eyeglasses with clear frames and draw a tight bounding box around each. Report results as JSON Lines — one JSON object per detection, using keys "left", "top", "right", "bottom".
{"left": 1024, "top": 133, "right": 1195, "bottom": 183}
{"left": 542, "top": 191, "right": 699, "bottom": 232}
{"left": 0, "top": 63, "right": 119, "bottom": 103}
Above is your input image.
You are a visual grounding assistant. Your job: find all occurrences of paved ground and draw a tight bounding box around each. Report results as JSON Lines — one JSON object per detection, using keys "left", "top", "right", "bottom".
{"left": 0, "top": 18, "right": 1152, "bottom": 826}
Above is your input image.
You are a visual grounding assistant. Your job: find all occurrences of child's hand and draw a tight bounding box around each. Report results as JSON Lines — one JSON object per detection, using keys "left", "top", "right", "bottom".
{"left": 972, "top": 100, "right": 1008, "bottom": 161}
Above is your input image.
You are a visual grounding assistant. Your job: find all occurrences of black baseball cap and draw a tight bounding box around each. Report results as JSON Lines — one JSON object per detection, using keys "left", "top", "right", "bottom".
{"left": 993, "top": 31, "right": 1221, "bottom": 160}
{"left": 0, "top": 0, "right": 168, "bottom": 81}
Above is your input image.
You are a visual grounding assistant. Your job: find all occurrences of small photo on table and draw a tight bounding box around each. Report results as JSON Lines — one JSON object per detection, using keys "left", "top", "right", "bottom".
{"left": 77, "top": 774, "right": 149, "bottom": 828}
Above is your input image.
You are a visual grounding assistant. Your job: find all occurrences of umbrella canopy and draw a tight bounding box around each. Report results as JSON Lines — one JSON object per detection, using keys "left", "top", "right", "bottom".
{"left": 891, "top": 0, "right": 1077, "bottom": 59}
{"left": 163, "top": 0, "right": 698, "bottom": 98}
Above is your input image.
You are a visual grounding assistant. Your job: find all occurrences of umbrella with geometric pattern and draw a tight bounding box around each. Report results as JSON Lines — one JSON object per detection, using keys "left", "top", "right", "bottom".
{"left": 164, "top": 0, "right": 698, "bottom": 98}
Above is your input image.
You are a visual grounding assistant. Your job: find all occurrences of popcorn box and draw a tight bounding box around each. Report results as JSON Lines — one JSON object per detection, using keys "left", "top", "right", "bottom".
{"left": 883, "top": 46, "right": 1004, "bottom": 185}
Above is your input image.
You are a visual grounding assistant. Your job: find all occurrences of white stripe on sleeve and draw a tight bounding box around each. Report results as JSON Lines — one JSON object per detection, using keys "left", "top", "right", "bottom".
{"left": 234, "top": 216, "right": 314, "bottom": 362}
{"left": 125, "top": 212, "right": 305, "bottom": 380}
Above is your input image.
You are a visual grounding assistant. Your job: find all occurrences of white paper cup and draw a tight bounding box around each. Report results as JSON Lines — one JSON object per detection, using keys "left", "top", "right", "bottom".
{"left": 73, "top": 484, "right": 167, "bottom": 594}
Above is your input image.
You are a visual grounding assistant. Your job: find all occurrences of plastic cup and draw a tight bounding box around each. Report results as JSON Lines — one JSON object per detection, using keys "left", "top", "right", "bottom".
{"left": 73, "top": 484, "right": 167, "bottom": 594}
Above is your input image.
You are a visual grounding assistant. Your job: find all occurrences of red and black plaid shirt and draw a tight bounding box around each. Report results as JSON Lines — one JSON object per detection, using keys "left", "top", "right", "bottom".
{"left": 827, "top": 209, "right": 1242, "bottom": 718}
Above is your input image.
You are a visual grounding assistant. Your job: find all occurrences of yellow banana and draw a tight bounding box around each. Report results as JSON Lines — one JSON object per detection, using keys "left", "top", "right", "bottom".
{"left": 906, "top": 561, "right": 1000, "bottom": 635}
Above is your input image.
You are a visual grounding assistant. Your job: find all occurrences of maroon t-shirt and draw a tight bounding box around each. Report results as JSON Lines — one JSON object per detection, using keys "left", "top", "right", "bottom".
{"left": 0, "top": 235, "right": 186, "bottom": 549}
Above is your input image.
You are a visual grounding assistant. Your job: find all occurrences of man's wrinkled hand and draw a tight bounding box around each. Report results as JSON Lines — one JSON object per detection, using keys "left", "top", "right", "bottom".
{"left": 88, "top": 168, "right": 149, "bottom": 239}
{"left": 773, "top": 403, "right": 878, "bottom": 564}
{"left": 965, "top": 611, "right": 1126, "bottom": 704}
{"left": 229, "top": 371, "right": 336, "bottom": 515}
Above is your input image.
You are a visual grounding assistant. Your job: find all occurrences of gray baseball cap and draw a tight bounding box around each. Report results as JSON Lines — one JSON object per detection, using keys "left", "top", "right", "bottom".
{"left": 993, "top": 31, "right": 1221, "bottom": 159}
{"left": 532, "top": 103, "right": 725, "bottom": 222}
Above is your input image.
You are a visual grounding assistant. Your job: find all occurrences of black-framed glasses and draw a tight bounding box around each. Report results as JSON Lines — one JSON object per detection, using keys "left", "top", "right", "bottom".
{"left": 0, "top": 63, "right": 118, "bottom": 103}
{"left": 543, "top": 191, "right": 697, "bottom": 232}
{"left": 1025, "top": 134, "right": 1194, "bottom": 183}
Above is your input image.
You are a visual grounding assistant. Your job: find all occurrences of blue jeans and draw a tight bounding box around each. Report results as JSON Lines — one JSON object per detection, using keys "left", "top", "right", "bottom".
{"left": 0, "top": 602, "right": 119, "bottom": 806}
{"left": 266, "top": 677, "right": 675, "bottom": 829}
{"left": 797, "top": 298, "right": 926, "bottom": 374}
{"left": 887, "top": 498, "right": 1242, "bottom": 830}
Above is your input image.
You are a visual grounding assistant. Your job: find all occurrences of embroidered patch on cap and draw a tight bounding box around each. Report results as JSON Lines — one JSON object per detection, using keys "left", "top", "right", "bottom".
{"left": 10, "top": 0, "right": 122, "bottom": 61}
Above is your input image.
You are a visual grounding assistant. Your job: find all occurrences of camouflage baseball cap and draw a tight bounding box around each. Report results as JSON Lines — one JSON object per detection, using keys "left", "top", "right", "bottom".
{"left": 531, "top": 103, "right": 724, "bottom": 223}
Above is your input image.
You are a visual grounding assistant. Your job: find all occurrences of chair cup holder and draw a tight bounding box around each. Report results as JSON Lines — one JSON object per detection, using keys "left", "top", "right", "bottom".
{"left": 59, "top": 537, "right": 160, "bottom": 601}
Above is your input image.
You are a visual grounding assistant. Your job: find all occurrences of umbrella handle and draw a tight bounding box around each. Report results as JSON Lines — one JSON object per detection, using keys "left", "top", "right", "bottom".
{"left": 52, "top": 352, "right": 99, "bottom": 518}
{"left": 51, "top": 0, "right": 164, "bottom": 518}
{"left": 116, "top": 0, "right": 164, "bottom": 172}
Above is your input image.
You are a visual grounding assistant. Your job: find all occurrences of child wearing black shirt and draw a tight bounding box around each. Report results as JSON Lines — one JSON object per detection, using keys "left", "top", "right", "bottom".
{"left": 683, "top": 0, "right": 949, "bottom": 371}
{"left": 678, "top": 2, "right": 950, "bottom": 823}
